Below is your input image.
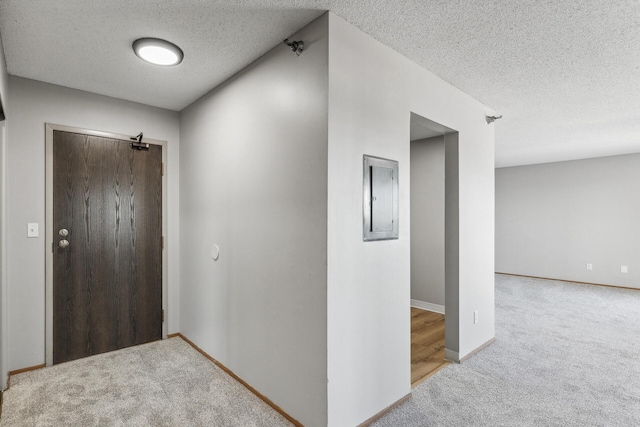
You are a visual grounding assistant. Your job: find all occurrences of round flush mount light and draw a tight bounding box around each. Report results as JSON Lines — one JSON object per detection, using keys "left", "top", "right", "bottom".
{"left": 132, "top": 38, "right": 184, "bottom": 66}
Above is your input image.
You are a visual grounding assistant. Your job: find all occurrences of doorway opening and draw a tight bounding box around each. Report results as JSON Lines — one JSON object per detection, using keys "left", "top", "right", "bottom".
{"left": 409, "top": 113, "right": 459, "bottom": 387}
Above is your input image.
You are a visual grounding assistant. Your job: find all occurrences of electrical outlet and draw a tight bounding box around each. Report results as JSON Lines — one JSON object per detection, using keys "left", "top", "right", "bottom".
{"left": 621, "top": 265, "right": 628, "bottom": 274}
{"left": 586, "top": 263, "right": 593, "bottom": 271}
{"left": 473, "top": 310, "right": 478, "bottom": 324}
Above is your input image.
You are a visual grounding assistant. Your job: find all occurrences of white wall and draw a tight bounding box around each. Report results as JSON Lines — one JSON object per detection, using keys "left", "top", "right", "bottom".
{"left": 0, "top": 30, "right": 8, "bottom": 389}
{"left": 6, "top": 77, "right": 180, "bottom": 371}
{"left": 327, "top": 13, "right": 495, "bottom": 426}
{"left": 410, "top": 136, "right": 445, "bottom": 310}
{"left": 0, "top": 38, "right": 6, "bottom": 109}
{"left": 179, "top": 15, "right": 328, "bottom": 426}
{"left": 496, "top": 154, "right": 640, "bottom": 288}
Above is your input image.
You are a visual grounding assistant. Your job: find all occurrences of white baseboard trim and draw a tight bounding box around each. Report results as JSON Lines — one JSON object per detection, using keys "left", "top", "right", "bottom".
{"left": 410, "top": 299, "right": 445, "bottom": 314}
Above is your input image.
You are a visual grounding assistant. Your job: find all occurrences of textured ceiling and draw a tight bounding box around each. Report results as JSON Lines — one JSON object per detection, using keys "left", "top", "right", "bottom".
{"left": 0, "top": 1, "right": 638, "bottom": 167}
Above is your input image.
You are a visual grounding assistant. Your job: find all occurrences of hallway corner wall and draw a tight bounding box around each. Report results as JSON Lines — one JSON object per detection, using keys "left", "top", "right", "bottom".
{"left": 178, "top": 14, "right": 329, "bottom": 427}
{"left": 327, "top": 13, "right": 495, "bottom": 426}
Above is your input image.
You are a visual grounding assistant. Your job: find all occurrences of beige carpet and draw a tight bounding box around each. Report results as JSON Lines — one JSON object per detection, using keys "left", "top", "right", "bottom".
{"left": 0, "top": 337, "right": 293, "bottom": 426}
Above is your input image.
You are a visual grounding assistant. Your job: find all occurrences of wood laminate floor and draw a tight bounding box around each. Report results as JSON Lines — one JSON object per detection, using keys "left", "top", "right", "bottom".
{"left": 411, "top": 307, "right": 450, "bottom": 387}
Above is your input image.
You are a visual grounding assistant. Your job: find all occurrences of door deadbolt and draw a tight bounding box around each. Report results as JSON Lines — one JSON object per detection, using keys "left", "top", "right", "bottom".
{"left": 59, "top": 240, "right": 70, "bottom": 248}
{"left": 59, "top": 228, "right": 69, "bottom": 237}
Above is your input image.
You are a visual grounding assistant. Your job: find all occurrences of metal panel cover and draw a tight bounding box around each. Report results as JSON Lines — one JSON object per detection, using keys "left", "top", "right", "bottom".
{"left": 363, "top": 155, "right": 399, "bottom": 241}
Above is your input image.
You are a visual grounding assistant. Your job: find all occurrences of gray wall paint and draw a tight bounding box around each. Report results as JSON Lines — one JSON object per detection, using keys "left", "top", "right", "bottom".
{"left": 410, "top": 136, "right": 445, "bottom": 307}
{"left": 0, "top": 120, "right": 6, "bottom": 390}
{"left": 179, "top": 15, "right": 328, "bottom": 426}
{"left": 0, "top": 37, "right": 6, "bottom": 106}
{"left": 6, "top": 77, "right": 180, "bottom": 371}
{"left": 0, "top": 31, "right": 9, "bottom": 389}
{"left": 496, "top": 154, "right": 640, "bottom": 288}
{"left": 327, "top": 13, "right": 494, "bottom": 426}
{"left": 444, "top": 133, "right": 460, "bottom": 357}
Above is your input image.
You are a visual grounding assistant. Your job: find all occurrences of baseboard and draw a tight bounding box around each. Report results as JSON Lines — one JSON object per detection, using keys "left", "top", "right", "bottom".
{"left": 8, "top": 364, "right": 46, "bottom": 377}
{"left": 410, "top": 299, "right": 445, "bottom": 314}
{"left": 445, "top": 337, "right": 496, "bottom": 364}
{"left": 496, "top": 272, "right": 640, "bottom": 292}
{"left": 357, "top": 393, "right": 411, "bottom": 427}
{"left": 7, "top": 364, "right": 46, "bottom": 389}
{"left": 461, "top": 338, "right": 496, "bottom": 363}
{"left": 172, "top": 334, "right": 303, "bottom": 427}
{"left": 167, "top": 333, "right": 180, "bottom": 339}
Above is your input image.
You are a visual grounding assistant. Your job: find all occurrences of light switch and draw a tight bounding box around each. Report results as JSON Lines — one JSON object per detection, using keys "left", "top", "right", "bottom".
{"left": 621, "top": 265, "right": 628, "bottom": 274}
{"left": 27, "top": 223, "right": 39, "bottom": 238}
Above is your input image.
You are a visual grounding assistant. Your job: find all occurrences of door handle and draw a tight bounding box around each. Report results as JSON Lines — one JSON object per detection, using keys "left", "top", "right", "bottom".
{"left": 59, "top": 240, "right": 70, "bottom": 248}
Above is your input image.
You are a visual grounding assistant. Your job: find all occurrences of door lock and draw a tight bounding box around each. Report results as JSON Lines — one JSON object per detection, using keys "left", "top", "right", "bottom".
{"left": 59, "top": 228, "right": 69, "bottom": 237}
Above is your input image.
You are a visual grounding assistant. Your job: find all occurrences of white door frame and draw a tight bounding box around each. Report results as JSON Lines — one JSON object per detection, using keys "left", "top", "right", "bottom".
{"left": 44, "top": 123, "right": 168, "bottom": 366}
{"left": 0, "top": 120, "right": 8, "bottom": 388}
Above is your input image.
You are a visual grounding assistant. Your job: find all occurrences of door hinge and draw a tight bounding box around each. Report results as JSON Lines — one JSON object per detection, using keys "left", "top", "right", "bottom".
{"left": 162, "top": 309, "right": 165, "bottom": 322}
{"left": 162, "top": 236, "right": 164, "bottom": 250}
{"left": 162, "top": 163, "right": 164, "bottom": 176}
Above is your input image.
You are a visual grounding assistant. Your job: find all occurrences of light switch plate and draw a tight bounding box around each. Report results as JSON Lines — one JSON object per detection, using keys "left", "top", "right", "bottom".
{"left": 27, "top": 223, "right": 39, "bottom": 238}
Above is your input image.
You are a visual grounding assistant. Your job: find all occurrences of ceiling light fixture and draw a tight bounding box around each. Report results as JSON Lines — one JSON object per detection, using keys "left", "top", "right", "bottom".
{"left": 132, "top": 38, "right": 184, "bottom": 66}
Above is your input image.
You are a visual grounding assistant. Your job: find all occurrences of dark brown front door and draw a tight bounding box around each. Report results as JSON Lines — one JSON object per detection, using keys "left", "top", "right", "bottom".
{"left": 53, "top": 130, "right": 162, "bottom": 364}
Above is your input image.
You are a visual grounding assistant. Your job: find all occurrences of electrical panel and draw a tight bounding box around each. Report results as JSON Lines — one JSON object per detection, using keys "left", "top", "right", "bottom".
{"left": 363, "top": 155, "right": 399, "bottom": 241}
